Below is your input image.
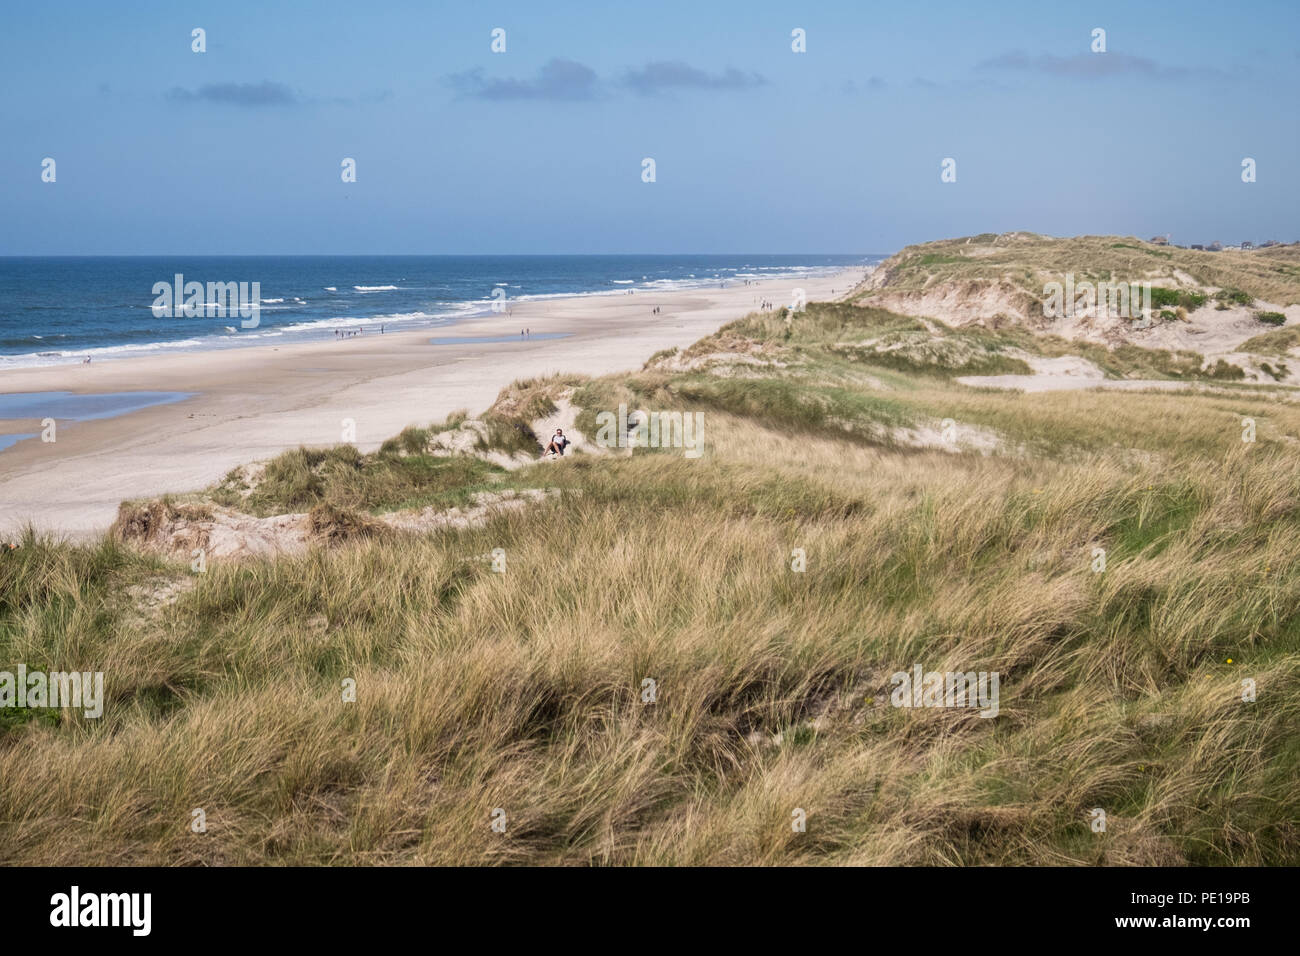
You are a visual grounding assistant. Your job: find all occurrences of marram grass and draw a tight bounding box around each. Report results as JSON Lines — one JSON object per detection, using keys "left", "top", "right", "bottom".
{"left": 1, "top": 301, "right": 1298, "bottom": 865}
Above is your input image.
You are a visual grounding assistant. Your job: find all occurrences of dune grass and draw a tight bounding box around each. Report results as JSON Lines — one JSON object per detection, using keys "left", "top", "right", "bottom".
{"left": 858, "top": 233, "right": 1300, "bottom": 309}
{"left": 1237, "top": 326, "right": 1300, "bottom": 357}
{"left": 2, "top": 301, "right": 1299, "bottom": 866}
{"left": 212, "top": 442, "right": 514, "bottom": 518}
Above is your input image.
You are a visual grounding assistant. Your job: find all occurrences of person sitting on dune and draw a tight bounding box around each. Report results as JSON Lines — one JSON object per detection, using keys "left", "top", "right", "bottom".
{"left": 543, "top": 429, "right": 570, "bottom": 457}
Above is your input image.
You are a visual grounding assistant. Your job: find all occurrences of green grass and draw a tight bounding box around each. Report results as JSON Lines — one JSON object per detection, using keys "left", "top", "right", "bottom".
{"left": 1237, "top": 326, "right": 1300, "bottom": 356}
{"left": 1217, "top": 288, "right": 1255, "bottom": 306}
{"left": 828, "top": 337, "right": 1033, "bottom": 378}
{"left": 856, "top": 235, "right": 1300, "bottom": 313}
{"left": 669, "top": 375, "right": 913, "bottom": 443}
{"left": 712, "top": 300, "right": 1249, "bottom": 385}
{"left": 3, "top": 299, "right": 1299, "bottom": 866}
{"left": 212, "top": 444, "right": 513, "bottom": 516}
{"left": 1149, "top": 287, "right": 1207, "bottom": 311}
{"left": 1109, "top": 242, "right": 1173, "bottom": 260}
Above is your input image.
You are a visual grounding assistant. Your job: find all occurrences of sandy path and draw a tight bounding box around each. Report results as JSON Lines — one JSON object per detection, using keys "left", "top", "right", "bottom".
{"left": 0, "top": 271, "right": 857, "bottom": 539}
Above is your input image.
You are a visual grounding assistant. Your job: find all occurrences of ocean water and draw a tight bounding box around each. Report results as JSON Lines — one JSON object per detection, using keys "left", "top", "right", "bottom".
{"left": 0, "top": 390, "right": 194, "bottom": 453}
{"left": 0, "top": 255, "right": 876, "bottom": 369}
{"left": 0, "top": 390, "right": 193, "bottom": 421}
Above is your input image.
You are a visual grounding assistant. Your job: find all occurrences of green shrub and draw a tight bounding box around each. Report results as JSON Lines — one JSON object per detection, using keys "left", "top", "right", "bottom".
{"left": 476, "top": 418, "right": 539, "bottom": 456}
{"left": 1205, "top": 359, "right": 1245, "bottom": 380}
{"left": 1216, "top": 288, "right": 1254, "bottom": 306}
{"left": 379, "top": 426, "right": 431, "bottom": 457}
{"left": 1149, "top": 288, "right": 1205, "bottom": 311}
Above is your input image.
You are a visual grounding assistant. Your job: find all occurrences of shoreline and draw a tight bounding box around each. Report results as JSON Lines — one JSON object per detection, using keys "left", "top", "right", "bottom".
{"left": 0, "top": 269, "right": 860, "bottom": 539}
{"left": 0, "top": 262, "right": 863, "bottom": 372}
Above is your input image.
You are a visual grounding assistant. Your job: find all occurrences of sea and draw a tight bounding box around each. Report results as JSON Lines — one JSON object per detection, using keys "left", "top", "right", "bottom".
{"left": 0, "top": 254, "right": 877, "bottom": 369}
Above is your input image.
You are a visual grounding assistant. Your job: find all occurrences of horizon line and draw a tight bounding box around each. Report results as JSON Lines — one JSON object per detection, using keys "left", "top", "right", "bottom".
{"left": 0, "top": 252, "right": 886, "bottom": 259}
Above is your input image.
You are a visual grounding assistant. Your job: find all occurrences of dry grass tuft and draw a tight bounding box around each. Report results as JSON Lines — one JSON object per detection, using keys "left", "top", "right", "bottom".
{"left": 3, "top": 298, "right": 1299, "bottom": 866}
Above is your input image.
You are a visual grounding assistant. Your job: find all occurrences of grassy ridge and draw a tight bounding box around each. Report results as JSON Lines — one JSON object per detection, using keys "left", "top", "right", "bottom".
{"left": 2, "top": 301, "right": 1299, "bottom": 865}
{"left": 859, "top": 233, "right": 1300, "bottom": 308}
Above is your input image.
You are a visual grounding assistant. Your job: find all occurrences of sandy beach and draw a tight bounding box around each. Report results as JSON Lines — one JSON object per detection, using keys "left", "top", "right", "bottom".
{"left": 0, "top": 270, "right": 857, "bottom": 539}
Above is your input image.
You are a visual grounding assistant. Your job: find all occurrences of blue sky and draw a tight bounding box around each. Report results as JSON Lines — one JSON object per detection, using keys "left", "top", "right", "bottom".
{"left": 1, "top": 0, "right": 1296, "bottom": 254}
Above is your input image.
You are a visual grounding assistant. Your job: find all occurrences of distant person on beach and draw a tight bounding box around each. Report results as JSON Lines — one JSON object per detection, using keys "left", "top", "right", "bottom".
{"left": 543, "top": 429, "right": 569, "bottom": 457}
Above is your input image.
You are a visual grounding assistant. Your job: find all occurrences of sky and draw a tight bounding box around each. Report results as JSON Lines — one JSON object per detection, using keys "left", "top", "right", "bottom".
{"left": 1, "top": 0, "right": 1296, "bottom": 255}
